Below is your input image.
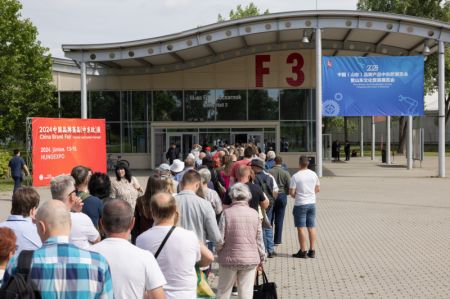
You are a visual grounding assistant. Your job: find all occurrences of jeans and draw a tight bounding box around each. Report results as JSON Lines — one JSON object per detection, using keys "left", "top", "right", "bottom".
{"left": 272, "top": 193, "right": 287, "bottom": 244}
{"left": 263, "top": 204, "right": 274, "bottom": 254}
{"left": 12, "top": 176, "right": 22, "bottom": 193}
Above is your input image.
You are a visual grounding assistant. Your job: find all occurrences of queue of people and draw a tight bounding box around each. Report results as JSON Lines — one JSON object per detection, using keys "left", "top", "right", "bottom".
{"left": 0, "top": 143, "right": 320, "bottom": 299}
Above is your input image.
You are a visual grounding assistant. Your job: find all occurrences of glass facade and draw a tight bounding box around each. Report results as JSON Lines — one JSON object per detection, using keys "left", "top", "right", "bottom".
{"left": 58, "top": 89, "right": 316, "bottom": 154}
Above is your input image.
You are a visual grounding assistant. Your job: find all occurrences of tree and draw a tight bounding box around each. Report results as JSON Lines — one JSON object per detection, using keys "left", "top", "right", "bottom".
{"left": 218, "top": 2, "right": 269, "bottom": 21}
{"left": 0, "top": 0, "right": 57, "bottom": 143}
{"left": 357, "top": 0, "right": 450, "bottom": 153}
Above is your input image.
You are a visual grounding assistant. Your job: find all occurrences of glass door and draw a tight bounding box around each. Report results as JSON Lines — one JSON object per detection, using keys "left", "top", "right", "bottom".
{"left": 323, "top": 134, "right": 332, "bottom": 161}
{"left": 247, "top": 133, "right": 264, "bottom": 152}
{"left": 166, "top": 133, "right": 198, "bottom": 161}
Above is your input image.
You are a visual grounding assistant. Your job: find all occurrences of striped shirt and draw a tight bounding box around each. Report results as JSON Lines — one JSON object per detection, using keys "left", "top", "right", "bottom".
{"left": 3, "top": 236, "right": 113, "bottom": 299}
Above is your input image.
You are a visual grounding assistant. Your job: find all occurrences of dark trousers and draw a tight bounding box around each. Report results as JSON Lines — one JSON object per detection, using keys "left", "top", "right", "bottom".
{"left": 12, "top": 175, "right": 22, "bottom": 193}
{"left": 272, "top": 193, "right": 287, "bottom": 244}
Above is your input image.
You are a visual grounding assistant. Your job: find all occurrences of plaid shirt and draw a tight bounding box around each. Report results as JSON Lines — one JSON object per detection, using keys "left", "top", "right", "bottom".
{"left": 3, "top": 236, "right": 114, "bottom": 299}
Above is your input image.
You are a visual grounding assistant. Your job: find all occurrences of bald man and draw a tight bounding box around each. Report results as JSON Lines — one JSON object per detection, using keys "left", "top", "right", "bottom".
{"left": 3, "top": 200, "right": 113, "bottom": 298}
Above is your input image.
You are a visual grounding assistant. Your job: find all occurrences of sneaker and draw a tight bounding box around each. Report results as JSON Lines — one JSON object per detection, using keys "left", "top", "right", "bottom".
{"left": 267, "top": 252, "right": 277, "bottom": 258}
{"left": 232, "top": 286, "right": 238, "bottom": 296}
{"left": 274, "top": 243, "right": 282, "bottom": 246}
{"left": 307, "top": 250, "right": 316, "bottom": 258}
{"left": 292, "top": 250, "right": 308, "bottom": 258}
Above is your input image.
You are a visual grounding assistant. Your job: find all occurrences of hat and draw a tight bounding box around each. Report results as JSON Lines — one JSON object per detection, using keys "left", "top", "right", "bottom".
{"left": 158, "top": 163, "right": 171, "bottom": 173}
{"left": 267, "top": 150, "right": 276, "bottom": 160}
{"left": 250, "top": 158, "right": 265, "bottom": 169}
{"left": 170, "top": 159, "right": 185, "bottom": 173}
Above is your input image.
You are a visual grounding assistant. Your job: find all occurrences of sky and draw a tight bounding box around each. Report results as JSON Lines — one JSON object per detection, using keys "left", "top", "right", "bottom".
{"left": 19, "top": 0, "right": 358, "bottom": 58}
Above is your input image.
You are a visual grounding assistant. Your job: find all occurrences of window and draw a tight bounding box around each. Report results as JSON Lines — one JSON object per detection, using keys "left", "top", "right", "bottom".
{"left": 248, "top": 89, "right": 279, "bottom": 120}
{"left": 123, "top": 123, "right": 147, "bottom": 153}
{"left": 89, "top": 91, "right": 121, "bottom": 121}
{"left": 106, "top": 123, "right": 121, "bottom": 153}
{"left": 122, "top": 91, "right": 148, "bottom": 121}
{"left": 153, "top": 91, "right": 183, "bottom": 121}
{"left": 184, "top": 90, "right": 215, "bottom": 121}
{"left": 215, "top": 90, "right": 247, "bottom": 121}
{"left": 280, "top": 89, "right": 311, "bottom": 120}
{"left": 280, "top": 121, "right": 314, "bottom": 152}
{"left": 60, "top": 92, "right": 81, "bottom": 118}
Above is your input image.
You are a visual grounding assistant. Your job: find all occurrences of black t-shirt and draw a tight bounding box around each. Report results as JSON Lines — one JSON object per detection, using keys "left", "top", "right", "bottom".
{"left": 223, "top": 182, "right": 265, "bottom": 211}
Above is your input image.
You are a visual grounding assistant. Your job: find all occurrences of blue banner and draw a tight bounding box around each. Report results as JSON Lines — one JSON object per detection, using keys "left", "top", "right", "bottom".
{"left": 322, "top": 56, "right": 424, "bottom": 116}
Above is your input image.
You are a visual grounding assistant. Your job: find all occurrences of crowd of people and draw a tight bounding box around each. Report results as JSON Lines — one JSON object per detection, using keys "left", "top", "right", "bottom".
{"left": 0, "top": 144, "right": 320, "bottom": 299}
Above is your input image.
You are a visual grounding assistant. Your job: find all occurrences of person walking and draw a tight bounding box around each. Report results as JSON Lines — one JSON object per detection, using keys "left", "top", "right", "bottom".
{"left": 92, "top": 199, "right": 166, "bottom": 299}
{"left": 345, "top": 141, "right": 351, "bottom": 161}
{"left": 268, "top": 156, "right": 291, "bottom": 246}
{"left": 289, "top": 156, "right": 320, "bottom": 258}
{"left": 110, "top": 163, "right": 143, "bottom": 211}
{"left": 8, "top": 149, "right": 30, "bottom": 193}
{"left": 0, "top": 187, "right": 42, "bottom": 253}
{"left": 137, "top": 192, "right": 214, "bottom": 299}
{"left": 2, "top": 200, "right": 113, "bottom": 298}
{"left": 216, "top": 183, "right": 266, "bottom": 299}
{"left": 166, "top": 143, "right": 179, "bottom": 164}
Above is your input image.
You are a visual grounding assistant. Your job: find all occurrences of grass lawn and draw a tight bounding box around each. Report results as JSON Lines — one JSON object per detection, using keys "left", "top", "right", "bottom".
{"left": 0, "top": 178, "right": 13, "bottom": 192}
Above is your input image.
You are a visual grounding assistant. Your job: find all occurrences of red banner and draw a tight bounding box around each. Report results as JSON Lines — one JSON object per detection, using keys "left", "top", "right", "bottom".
{"left": 32, "top": 118, "right": 106, "bottom": 187}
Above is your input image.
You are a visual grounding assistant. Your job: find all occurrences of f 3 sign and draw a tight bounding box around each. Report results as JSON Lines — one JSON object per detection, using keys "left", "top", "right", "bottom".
{"left": 255, "top": 52, "right": 306, "bottom": 88}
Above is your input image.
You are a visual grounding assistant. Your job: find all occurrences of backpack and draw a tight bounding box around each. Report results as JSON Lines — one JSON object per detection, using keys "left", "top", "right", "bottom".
{"left": 254, "top": 173, "right": 275, "bottom": 204}
{"left": 0, "top": 250, "right": 39, "bottom": 299}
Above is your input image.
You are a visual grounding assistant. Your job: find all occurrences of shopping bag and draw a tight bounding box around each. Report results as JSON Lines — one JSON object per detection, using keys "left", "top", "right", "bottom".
{"left": 253, "top": 269, "right": 278, "bottom": 299}
{"left": 196, "top": 266, "right": 215, "bottom": 299}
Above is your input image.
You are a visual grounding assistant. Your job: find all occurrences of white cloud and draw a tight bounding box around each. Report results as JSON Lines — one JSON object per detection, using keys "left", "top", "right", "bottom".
{"left": 19, "top": 0, "right": 358, "bottom": 58}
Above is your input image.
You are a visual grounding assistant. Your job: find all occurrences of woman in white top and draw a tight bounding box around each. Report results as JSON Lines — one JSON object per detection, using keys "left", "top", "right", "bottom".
{"left": 110, "top": 163, "right": 143, "bottom": 210}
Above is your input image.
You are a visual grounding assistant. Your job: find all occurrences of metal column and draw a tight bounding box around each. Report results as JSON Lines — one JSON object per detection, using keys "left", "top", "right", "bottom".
{"left": 360, "top": 116, "right": 364, "bottom": 157}
{"left": 407, "top": 116, "right": 413, "bottom": 170}
{"left": 386, "top": 116, "right": 391, "bottom": 164}
{"left": 438, "top": 41, "right": 446, "bottom": 177}
{"left": 371, "top": 116, "right": 375, "bottom": 160}
{"left": 315, "top": 28, "right": 323, "bottom": 177}
{"left": 80, "top": 61, "right": 87, "bottom": 119}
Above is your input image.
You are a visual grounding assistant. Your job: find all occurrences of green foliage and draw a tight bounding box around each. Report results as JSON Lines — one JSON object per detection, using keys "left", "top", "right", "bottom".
{"left": 0, "top": 150, "right": 11, "bottom": 179}
{"left": 218, "top": 2, "right": 269, "bottom": 21}
{"left": 357, "top": 0, "right": 450, "bottom": 95}
{"left": 0, "top": 0, "right": 57, "bottom": 143}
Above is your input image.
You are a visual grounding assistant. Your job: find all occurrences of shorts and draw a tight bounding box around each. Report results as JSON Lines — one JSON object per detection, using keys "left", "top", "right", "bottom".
{"left": 293, "top": 204, "right": 316, "bottom": 228}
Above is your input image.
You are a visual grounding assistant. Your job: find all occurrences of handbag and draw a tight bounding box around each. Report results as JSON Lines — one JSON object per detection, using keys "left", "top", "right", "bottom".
{"left": 196, "top": 266, "right": 215, "bottom": 298}
{"left": 258, "top": 205, "right": 272, "bottom": 229}
{"left": 253, "top": 268, "right": 278, "bottom": 299}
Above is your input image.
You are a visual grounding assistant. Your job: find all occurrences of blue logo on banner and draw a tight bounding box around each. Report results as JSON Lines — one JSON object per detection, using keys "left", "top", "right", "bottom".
{"left": 322, "top": 56, "right": 424, "bottom": 116}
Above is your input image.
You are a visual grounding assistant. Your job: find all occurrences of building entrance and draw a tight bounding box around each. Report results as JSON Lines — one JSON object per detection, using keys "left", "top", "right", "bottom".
{"left": 152, "top": 121, "right": 279, "bottom": 167}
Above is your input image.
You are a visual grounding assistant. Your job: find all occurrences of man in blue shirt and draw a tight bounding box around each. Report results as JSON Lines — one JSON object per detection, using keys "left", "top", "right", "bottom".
{"left": 0, "top": 187, "right": 42, "bottom": 254}
{"left": 3, "top": 200, "right": 113, "bottom": 299}
{"left": 8, "top": 149, "right": 30, "bottom": 193}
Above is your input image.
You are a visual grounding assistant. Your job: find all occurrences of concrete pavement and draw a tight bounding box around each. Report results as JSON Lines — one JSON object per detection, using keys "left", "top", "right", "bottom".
{"left": 1, "top": 156, "right": 450, "bottom": 298}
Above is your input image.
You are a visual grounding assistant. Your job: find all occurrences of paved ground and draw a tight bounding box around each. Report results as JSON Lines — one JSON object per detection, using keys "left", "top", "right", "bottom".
{"left": 1, "top": 156, "right": 450, "bottom": 298}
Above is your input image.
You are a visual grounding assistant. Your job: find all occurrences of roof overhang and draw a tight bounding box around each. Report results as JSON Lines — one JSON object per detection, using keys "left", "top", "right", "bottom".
{"left": 62, "top": 10, "right": 450, "bottom": 75}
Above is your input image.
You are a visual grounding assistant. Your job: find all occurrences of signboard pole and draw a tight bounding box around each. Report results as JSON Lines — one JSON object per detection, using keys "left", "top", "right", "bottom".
{"left": 407, "top": 115, "right": 413, "bottom": 170}
{"left": 371, "top": 116, "right": 375, "bottom": 160}
{"left": 315, "top": 28, "right": 323, "bottom": 177}
{"left": 386, "top": 116, "right": 391, "bottom": 164}
{"left": 360, "top": 116, "right": 364, "bottom": 157}
{"left": 438, "top": 40, "right": 446, "bottom": 177}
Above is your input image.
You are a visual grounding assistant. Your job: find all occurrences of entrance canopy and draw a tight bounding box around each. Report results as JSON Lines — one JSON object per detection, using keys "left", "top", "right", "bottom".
{"left": 63, "top": 10, "right": 450, "bottom": 74}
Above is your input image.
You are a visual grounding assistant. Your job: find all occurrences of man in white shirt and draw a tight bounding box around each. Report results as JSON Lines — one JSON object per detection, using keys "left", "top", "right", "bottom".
{"left": 137, "top": 192, "right": 214, "bottom": 299}
{"left": 50, "top": 175, "right": 100, "bottom": 249}
{"left": 92, "top": 199, "right": 166, "bottom": 299}
{"left": 289, "top": 156, "right": 320, "bottom": 259}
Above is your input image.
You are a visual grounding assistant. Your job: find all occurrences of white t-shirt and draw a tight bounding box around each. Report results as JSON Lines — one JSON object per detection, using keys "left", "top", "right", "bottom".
{"left": 69, "top": 212, "right": 99, "bottom": 250}
{"left": 289, "top": 169, "right": 320, "bottom": 206}
{"left": 91, "top": 238, "right": 166, "bottom": 299}
{"left": 136, "top": 226, "right": 201, "bottom": 299}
